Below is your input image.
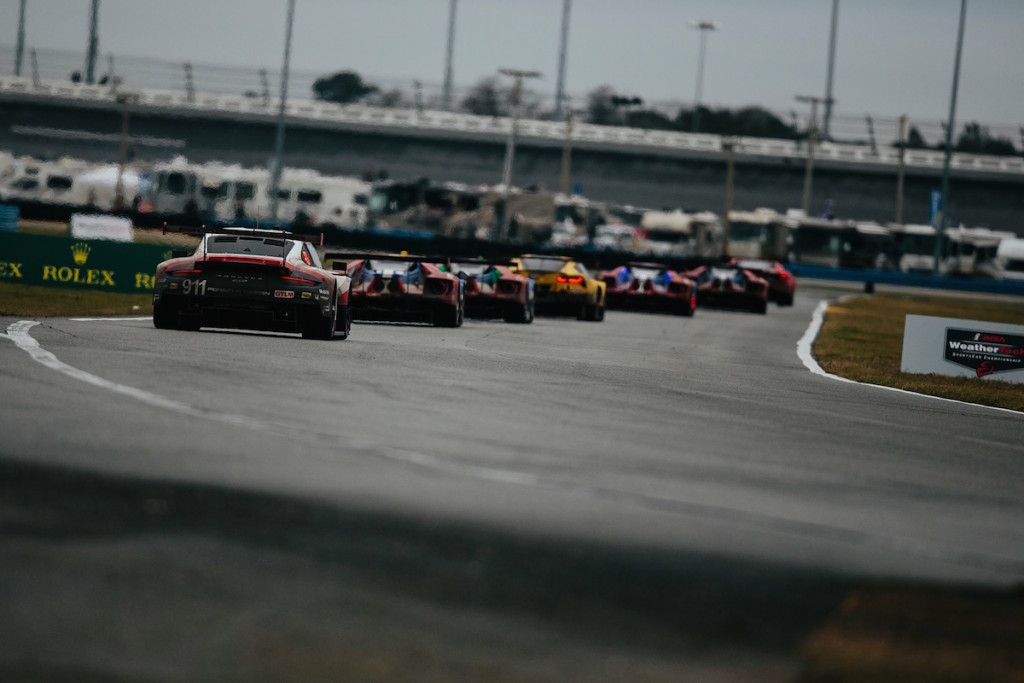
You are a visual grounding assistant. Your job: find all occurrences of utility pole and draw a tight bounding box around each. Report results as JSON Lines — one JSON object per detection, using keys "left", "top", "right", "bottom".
{"left": 498, "top": 68, "right": 541, "bottom": 240}
{"left": 823, "top": 0, "right": 839, "bottom": 139}
{"left": 86, "top": 0, "right": 99, "bottom": 84}
{"left": 560, "top": 98, "right": 574, "bottom": 195}
{"left": 183, "top": 62, "right": 195, "bottom": 102}
{"left": 796, "top": 95, "right": 833, "bottom": 216}
{"left": 690, "top": 20, "right": 716, "bottom": 133}
{"left": 554, "top": 0, "right": 572, "bottom": 119}
{"left": 15, "top": 0, "right": 27, "bottom": 77}
{"left": 933, "top": 0, "right": 967, "bottom": 275}
{"left": 895, "top": 114, "right": 907, "bottom": 224}
{"left": 441, "top": 0, "right": 457, "bottom": 110}
{"left": 722, "top": 138, "right": 737, "bottom": 257}
{"left": 114, "top": 93, "right": 135, "bottom": 210}
{"left": 269, "top": 0, "right": 296, "bottom": 223}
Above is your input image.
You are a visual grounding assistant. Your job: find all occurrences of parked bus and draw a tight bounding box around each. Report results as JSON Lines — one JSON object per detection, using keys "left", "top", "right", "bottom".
{"left": 725, "top": 208, "right": 794, "bottom": 260}
{"left": 788, "top": 218, "right": 891, "bottom": 269}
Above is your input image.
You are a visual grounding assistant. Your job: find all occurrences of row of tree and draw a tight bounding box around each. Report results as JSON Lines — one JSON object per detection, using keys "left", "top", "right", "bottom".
{"left": 311, "top": 70, "right": 1021, "bottom": 156}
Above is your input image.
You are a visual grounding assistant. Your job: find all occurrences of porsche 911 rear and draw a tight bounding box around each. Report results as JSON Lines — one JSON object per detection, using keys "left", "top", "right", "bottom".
{"left": 153, "top": 258, "right": 335, "bottom": 336}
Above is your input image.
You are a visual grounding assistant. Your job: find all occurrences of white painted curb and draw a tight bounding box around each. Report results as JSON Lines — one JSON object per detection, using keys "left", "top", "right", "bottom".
{"left": 798, "top": 299, "right": 1024, "bottom": 417}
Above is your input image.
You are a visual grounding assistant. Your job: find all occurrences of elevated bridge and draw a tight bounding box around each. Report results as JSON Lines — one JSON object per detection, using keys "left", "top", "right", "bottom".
{"left": 1, "top": 77, "right": 1022, "bottom": 232}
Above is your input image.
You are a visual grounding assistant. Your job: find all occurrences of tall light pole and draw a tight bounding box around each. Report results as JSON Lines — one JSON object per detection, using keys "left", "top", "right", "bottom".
{"left": 554, "top": 0, "right": 572, "bottom": 119}
{"left": 441, "top": 0, "right": 457, "bottom": 110}
{"left": 933, "top": 0, "right": 967, "bottom": 275}
{"left": 269, "top": 0, "right": 296, "bottom": 223}
{"left": 15, "top": 0, "right": 27, "bottom": 77}
{"left": 823, "top": 0, "right": 839, "bottom": 139}
{"left": 85, "top": 0, "right": 99, "bottom": 84}
{"left": 498, "top": 68, "right": 541, "bottom": 240}
{"left": 690, "top": 19, "right": 716, "bottom": 134}
{"left": 795, "top": 95, "right": 833, "bottom": 216}
{"left": 559, "top": 97, "right": 576, "bottom": 195}
{"left": 895, "top": 114, "right": 907, "bottom": 224}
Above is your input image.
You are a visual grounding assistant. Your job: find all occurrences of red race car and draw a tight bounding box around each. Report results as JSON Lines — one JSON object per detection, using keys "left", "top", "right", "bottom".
{"left": 728, "top": 258, "right": 797, "bottom": 306}
{"left": 452, "top": 260, "right": 535, "bottom": 324}
{"left": 326, "top": 252, "right": 464, "bottom": 327}
{"left": 599, "top": 263, "right": 696, "bottom": 316}
{"left": 686, "top": 265, "right": 769, "bottom": 314}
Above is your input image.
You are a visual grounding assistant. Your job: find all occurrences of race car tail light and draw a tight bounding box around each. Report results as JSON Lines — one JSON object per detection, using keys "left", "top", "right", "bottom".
{"left": 690, "top": 295, "right": 697, "bottom": 309}
{"left": 168, "top": 267, "right": 201, "bottom": 276}
{"left": 282, "top": 274, "right": 319, "bottom": 286}
{"left": 497, "top": 280, "right": 519, "bottom": 295}
{"left": 779, "top": 270, "right": 791, "bottom": 280}
{"left": 427, "top": 279, "right": 451, "bottom": 296}
{"left": 556, "top": 275, "right": 585, "bottom": 286}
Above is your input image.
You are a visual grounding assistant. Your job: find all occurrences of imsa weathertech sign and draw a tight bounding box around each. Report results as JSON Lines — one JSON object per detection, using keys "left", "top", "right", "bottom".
{"left": 902, "top": 314, "right": 1024, "bottom": 384}
{"left": 945, "top": 328, "right": 1024, "bottom": 377}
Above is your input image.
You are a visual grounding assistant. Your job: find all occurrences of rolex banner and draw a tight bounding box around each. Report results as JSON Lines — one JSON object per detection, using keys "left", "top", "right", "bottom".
{"left": 0, "top": 231, "right": 178, "bottom": 294}
{"left": 901, "top": 314, "right": 1024, "bottom": 384}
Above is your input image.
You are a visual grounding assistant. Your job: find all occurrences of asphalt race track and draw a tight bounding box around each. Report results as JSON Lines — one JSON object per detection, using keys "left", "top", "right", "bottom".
{"left": 1, "top": 284, "right": 1022, "bottom": 681}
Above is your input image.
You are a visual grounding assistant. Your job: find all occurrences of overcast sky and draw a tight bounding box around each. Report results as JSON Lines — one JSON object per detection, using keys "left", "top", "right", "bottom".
{"left": 2, "top": 0, "right": 1022, "bottom": 127}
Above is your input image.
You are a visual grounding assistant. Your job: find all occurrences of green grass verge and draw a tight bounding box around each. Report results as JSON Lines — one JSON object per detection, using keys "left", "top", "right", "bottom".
{"left": 0, "top": 282, "right": 152, "bottom": 318}
{"left": 815, "top": 294, "right": 1024, "bottom": 412}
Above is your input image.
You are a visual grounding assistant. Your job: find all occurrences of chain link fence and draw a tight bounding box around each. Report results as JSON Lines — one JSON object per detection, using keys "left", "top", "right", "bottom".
{"left": 2, "top": 44, "right": 1021, "bottom": 153}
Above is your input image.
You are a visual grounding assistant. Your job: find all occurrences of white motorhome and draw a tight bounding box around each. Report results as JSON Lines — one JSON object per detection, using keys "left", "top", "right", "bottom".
{"left": 140, "top": 157, "right": 205, "bottom": 216}
{"left": 995, "top": 238, "right": 1024, "bottom": 281}
{"left": 725, "top": 208, "right": 794, "bottom": 260}
{"left": 639, "top": 210, "right": 723, "bottom": 257}
{"left": 0, "top": 158, "right": 91, "bottom": 205}
{"left": 276, "top": 171, "right": 370, "bottom": 229}
{"left": 71, "top": 165, "right": 142, "bottom": 210}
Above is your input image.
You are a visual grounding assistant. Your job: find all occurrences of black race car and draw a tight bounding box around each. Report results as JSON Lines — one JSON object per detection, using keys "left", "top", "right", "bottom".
{"left": 153, "top": 227, "right": 352, "bottom": 339}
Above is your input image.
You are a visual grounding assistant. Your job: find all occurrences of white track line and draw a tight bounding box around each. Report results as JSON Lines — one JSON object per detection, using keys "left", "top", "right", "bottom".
{"left": 69, "top": 316, "right": 151, "bottom": 322}
{"left": 798, "top": 299, "right": 1024, "bottom": 417}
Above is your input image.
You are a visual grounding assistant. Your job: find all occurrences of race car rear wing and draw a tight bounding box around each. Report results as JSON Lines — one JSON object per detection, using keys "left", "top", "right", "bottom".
{"left": 161, "top": 224, "right": 325, "bottom": 244}
{"left": 323, "top": 252, "right": 452, "bottom": 272}
{"left": 162, "top": 224, "right": 325, "bottom": 268}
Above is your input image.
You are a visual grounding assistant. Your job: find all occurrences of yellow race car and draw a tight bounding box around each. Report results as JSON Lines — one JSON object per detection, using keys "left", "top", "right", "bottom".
{"left": 513, "top": 255, "right": 606, "bottom": 321}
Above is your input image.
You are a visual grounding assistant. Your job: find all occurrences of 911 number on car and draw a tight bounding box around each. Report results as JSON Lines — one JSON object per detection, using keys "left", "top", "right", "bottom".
{"left": 181, "top": 278, "right": 208, "bottom": 296}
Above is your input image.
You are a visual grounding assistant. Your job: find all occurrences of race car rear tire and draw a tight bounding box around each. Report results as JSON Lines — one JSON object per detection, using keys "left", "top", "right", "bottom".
{"left": 434, "top": 304, "right": 461, "bottom": 328}
{"left": 779, "top": 292, "right": 795, "bottom": 307}
{"left": 302, "top": 304, "right": 336, "bottom": 340}
{"left": 754, "top": 298, "right": 768, "bottom": 315}
{"left": 581, "top": 301, "right": 605, "bottom": 322}
{"left": 503, "top": 301, "right": 534, "bottom": 324}
{"left": 336, "top": 305, "right": 352, "bottom": 340}
{"left": 675, "top": 299, "right": 696, "bottom": 317}
{"left": 179, "top": 314, "right": 201, "bottom": 331}
{"left": 153, "top": 303, "right": 177, "bottom": 330}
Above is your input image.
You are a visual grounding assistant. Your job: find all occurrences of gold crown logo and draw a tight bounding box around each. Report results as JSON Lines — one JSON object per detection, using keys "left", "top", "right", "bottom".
{"left": 70, "top": 242, "right": 91, "bottom": 266}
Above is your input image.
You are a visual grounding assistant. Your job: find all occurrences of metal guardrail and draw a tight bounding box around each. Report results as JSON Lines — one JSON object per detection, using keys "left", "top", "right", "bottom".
{"left": 3, "top": 76, "right": 1024, "bottom": 177}
{"left": 788, "top": 263, "right": 1024, "bottom": 297}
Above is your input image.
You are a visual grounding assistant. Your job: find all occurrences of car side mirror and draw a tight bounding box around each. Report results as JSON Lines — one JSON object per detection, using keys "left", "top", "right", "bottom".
{"left": 171, "top": 249, "right": 190, "bottom": 259}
